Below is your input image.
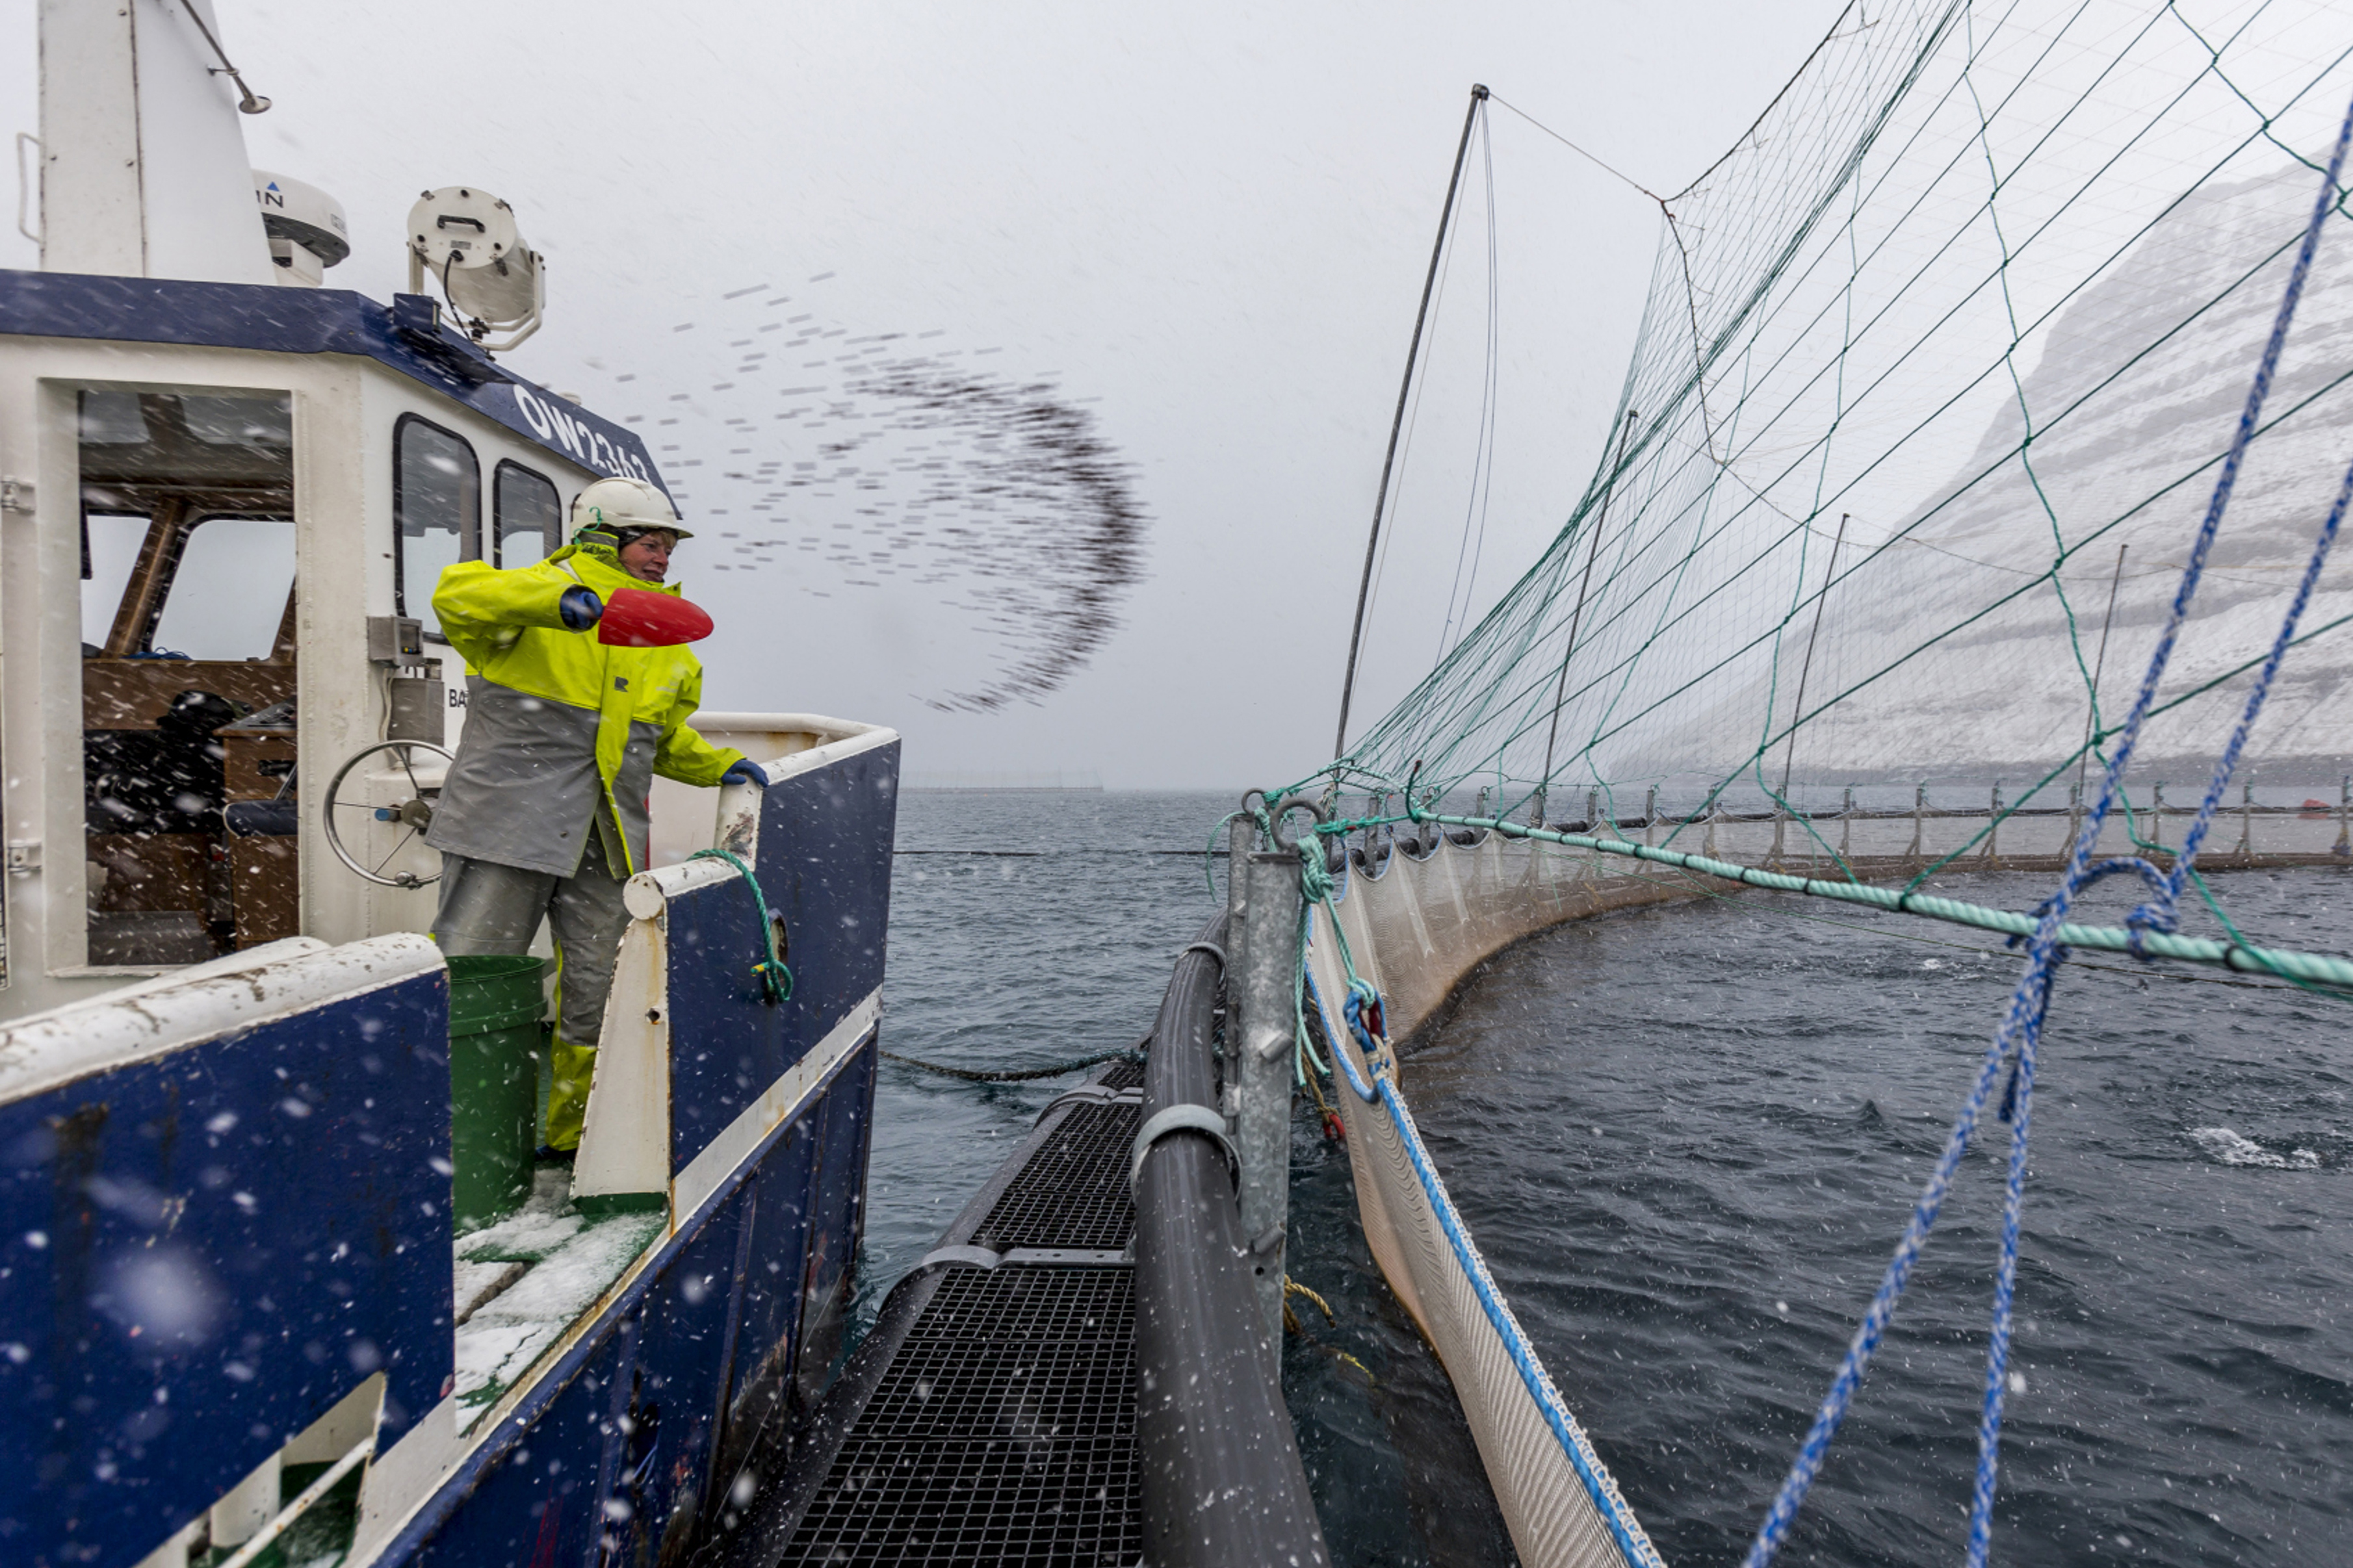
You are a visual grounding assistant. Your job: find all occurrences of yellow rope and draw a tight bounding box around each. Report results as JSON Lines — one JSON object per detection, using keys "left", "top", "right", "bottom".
{"left": 1303, "top": 1066, "right": 1346, "bottom": 1139}
{"left": 1284, "top": 1276, "right": 1336, "bottom": 1324}
{"left": 1280, "top": 1277, "right": 1373, "bottom": 1382}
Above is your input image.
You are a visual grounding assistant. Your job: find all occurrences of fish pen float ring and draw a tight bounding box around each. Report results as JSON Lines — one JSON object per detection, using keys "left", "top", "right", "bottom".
{"left": 322, "top": 739, "right": 453, "bottom": 888}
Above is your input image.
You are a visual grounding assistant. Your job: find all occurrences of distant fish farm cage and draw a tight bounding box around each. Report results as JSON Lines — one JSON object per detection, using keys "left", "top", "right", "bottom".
{"left": 903, "top": 769, "right": 1106, "bottom": 793}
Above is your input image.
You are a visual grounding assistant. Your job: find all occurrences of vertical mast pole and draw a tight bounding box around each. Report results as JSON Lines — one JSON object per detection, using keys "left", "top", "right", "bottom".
{"left": 1776, "top": 511, "right": 1851, "bottom": 803}
{"left": 1333, "top": 83, "right": 1490, "bottom": 760}
{"left": 2072, "top": 542, "right": 2129, "bottom": 801}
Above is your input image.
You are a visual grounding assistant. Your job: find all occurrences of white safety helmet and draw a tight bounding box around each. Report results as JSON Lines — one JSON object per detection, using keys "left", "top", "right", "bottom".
{"left": 570, "top": 475, "right": 694, "bottom": 543}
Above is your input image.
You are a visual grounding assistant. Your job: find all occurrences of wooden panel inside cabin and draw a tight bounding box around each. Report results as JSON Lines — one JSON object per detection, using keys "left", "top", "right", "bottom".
{"left": 218, "top": 727, "right": 299, "bottom": 803}
{"left": 83, "top": 661, "right": 298, "bottom": 730}
{"left": 230, "top": 837, "right": 300, "bottom": 949}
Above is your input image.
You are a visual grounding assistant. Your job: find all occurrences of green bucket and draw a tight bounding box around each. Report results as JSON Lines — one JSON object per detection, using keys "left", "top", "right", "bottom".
{"left": 446, "top": 955, "right": 548, "bottom": 1232}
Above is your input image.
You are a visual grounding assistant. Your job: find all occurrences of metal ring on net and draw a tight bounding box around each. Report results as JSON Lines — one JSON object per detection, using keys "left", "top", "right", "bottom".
{"left": 1268, "top": 793, "right": 1332, "bottom": 851}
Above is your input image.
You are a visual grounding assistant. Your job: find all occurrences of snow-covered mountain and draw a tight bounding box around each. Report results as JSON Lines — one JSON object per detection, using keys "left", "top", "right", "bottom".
{"left": 1642, "top": 160, "right": 2353, "bottom": 788}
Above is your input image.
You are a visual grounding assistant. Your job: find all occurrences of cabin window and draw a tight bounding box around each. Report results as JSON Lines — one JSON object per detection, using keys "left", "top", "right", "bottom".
{"left": 150, "top": 518, "right": 298, "bottom": 660}
{"left": 79, "top": 391, "right": 151, "bottom": 444}
{"left": 75, "top": 391, "right": 298, "bottom": 660}
{"left": 79, "top": 506, "right": 296, "bottom": 661}
{"left": 80, "top": 511, "right": 150, "bottom": 651}
{"left": 494, "top": 461, "right": 562, "bottom": 567}
{"left": 180, "top": 395, "right": 292, "bottom": 448}
{"left": 393, "top": 416, "right": 480, "bottom": 639}
{"left": 77, "top": 390, "right": 298, "bottom": 968}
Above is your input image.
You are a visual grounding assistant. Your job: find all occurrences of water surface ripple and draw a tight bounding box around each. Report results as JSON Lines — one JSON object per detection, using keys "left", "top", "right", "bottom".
{"left": 1391, "top": 868, "right": 2353, "bottom": 1566}
{"left": 870, "top": 795, "right": 2351, "bottom": 1565}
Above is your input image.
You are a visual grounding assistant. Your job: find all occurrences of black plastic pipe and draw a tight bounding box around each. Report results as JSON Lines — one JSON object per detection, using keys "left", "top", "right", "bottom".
{"left": 1134, "top": 912, "right": 1330, "bottom": 1567}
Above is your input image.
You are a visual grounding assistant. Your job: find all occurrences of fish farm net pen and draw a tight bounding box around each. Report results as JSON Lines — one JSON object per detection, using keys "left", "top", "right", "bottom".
{"left": 1238, "top": 4, "right": 2353, "bottom": 1563}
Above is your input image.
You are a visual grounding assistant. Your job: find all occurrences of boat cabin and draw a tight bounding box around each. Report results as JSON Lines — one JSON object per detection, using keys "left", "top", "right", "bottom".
{"left": 0, "top": 10, "right": 898, "bottom": 1567}
{"left": 0, "top": 275, "right": 704, "bottom": 1012}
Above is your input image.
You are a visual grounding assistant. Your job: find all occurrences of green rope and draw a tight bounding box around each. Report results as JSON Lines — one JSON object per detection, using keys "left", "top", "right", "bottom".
{"left": 1289, "top": 834, "right": 1364, "bottom": 1085}
{"left": 1390, "top": 813, "right": 2353, "bottom": 992}
{"left": 2097, "top": 777, "right": 2352, "bottom": 1007}
{"left": 688, "top": 848, "right": 793, "bottom": 1003}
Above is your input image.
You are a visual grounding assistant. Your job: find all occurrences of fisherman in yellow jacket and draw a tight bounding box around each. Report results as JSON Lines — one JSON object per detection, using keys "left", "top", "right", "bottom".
{"left": 426, "top": 476, "right": 765, "bottom": 1156}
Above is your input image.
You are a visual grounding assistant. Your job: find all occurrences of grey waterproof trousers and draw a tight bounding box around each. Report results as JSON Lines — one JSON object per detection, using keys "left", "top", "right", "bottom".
{"left": 432, "top": 827, "right": 632, "bottom": 1047}
{"left": 430, "top": 830, "right": 632, "bottom": 1151}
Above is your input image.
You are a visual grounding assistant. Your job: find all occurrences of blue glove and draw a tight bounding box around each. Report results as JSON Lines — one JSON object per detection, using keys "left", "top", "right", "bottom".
{"left": 558, "top": 586, "right": 604, "bottom": 630}
{"left": 721, "top": 760, "right": 770, "bottom": 790}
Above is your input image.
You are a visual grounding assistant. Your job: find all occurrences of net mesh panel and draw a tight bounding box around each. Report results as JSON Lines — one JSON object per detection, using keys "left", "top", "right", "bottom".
{"left": 1279, "top": 6, "right": 2353, "bottom": 1565}
{"left": 1320, "top": 0, "right": 2353, "bottom": 871}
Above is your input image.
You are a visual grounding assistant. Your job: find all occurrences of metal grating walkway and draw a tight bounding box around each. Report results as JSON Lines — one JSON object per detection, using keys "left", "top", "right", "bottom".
{"left": 719, "top": 1063, "right": 1144, "bottom": 1567}
{"left": 972, "top": 1102, "right": 1134, "bottom": 1252}
{"left": 774, "top": 1268, "right": 1136, "bottom": 1565}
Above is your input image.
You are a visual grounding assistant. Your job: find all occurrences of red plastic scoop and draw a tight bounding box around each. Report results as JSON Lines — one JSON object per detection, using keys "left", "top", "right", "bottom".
{"left": 597, "top": 588, "right": 714, "bottom": 647}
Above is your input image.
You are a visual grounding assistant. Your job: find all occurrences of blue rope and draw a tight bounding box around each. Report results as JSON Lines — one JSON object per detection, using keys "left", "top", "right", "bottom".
{"left": 1743, "top": 89, "right": 2353, "bottom": 1568}
{"left": 2150, "top": 463, "right": 2353, "bottom": 927}
{"left": 1303, "top": 966, "right": 1377, "bottom": 1103}
{"left": 1300, "top": 937, "right": 1663, "bottom": 1567}
{"left": 1375, "top": 1070, "right": 1664, "bottom": 1568}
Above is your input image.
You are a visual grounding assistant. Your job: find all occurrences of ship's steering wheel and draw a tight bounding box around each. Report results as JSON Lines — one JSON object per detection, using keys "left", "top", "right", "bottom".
{"left": 322, "top": 740, "right": 452, "bottom": 888}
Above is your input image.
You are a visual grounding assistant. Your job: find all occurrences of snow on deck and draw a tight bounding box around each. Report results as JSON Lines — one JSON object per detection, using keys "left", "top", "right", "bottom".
{"left": 452, "top": 1169, "right": 665, "bottom": 1426}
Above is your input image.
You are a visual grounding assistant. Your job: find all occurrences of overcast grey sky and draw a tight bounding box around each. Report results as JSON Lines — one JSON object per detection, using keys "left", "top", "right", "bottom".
{"left": 3, "top": 1, "right": 1848, "bottom": 788}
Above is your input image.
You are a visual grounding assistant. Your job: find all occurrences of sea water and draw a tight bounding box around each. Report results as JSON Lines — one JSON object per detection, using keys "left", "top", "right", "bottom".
{"left": 868, "top": 791, "right": 2352, "bottom": 1566}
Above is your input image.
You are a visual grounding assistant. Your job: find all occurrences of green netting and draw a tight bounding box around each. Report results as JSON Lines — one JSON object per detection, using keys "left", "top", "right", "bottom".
{"left": 1292, "top": 0, "right": 2353, "bottom": 926}
{"left": 1264, "top": 18, "right": 2353, "bottom": 1559}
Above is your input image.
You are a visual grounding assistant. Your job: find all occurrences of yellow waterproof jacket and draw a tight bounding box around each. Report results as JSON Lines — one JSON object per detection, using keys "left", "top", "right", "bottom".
{"left": 428, "top": 543, "right": 743, "bottom": 877}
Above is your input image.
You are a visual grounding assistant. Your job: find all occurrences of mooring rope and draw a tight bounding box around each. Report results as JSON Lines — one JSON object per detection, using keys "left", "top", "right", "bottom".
{"left": 877, "top": 1043, "right": 1145, "bottom": 1083}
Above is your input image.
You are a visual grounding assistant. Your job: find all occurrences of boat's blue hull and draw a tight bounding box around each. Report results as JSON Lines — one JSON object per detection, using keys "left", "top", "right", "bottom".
{"left": 0, "top": 733, "right": 899, "bottom": 1568}
{"left": 380, "top": 1038, "right": 876, "bottom": 1568}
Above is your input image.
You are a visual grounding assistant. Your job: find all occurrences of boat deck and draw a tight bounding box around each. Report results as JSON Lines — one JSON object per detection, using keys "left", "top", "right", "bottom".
{"left": 714, "top": 1056, "right": 1147, "bottom": 1567}
{"left": 450, "top": 1168, "right": 668, "bottom": 1425}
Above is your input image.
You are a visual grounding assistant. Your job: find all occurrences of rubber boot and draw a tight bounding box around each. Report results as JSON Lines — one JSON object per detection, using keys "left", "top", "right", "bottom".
{"left": 543, "top": 1040, "right": 598, "bottom": 1153}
